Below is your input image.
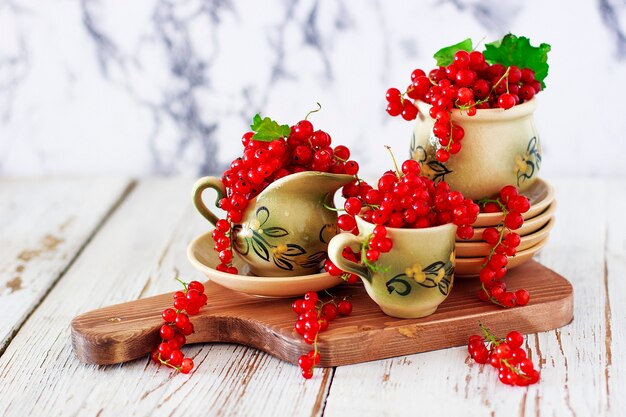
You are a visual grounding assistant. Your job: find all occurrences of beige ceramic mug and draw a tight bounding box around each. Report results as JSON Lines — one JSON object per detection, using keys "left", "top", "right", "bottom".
{"left": 411, "top": 98, "right": 541, "bottom": 200}
{"left": 328, "top": 216, "right": 456, "bottom": 318}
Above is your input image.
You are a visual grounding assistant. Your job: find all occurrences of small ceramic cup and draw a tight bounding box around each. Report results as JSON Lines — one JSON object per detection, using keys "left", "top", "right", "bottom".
{"left": 410, "top": 98, "right": 541, "bottom": 200}
{"left": 328, "top": 216, "right": 456, "bottom": 318}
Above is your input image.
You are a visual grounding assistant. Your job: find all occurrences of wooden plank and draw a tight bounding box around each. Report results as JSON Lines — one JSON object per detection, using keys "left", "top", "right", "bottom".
{"left": 323, "top": 178, "right": 609, "bottom": 416}
{"left": 0, "top": 178, "right": 132, "bottom": 354}
{"left": 603, "top": 180, "right": 626, "bottom": 415}
{"left": 70, "top": 261, "right": 572, "bottom": 367}
{"left": 0, "top": 179, "right": 331, "bottom": 417}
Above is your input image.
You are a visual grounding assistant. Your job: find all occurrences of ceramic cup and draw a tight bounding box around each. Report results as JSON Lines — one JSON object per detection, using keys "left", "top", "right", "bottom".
{"left": 328, "top": 216, "right": 456, "bottom": 318}
{"left": 192, "top": 171, "right": 354, "bottom": 277}
{"left": 410, "top": 98, "right": 541, "bottom": 200}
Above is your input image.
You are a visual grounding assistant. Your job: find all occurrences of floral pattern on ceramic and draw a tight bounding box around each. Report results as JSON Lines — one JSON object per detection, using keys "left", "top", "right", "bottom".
{"left": 514, "top": 136, "right": 542, "bottom": 187}
{"left": 232, "top": 206, "right": 332, "bottom": 273}
{"left": 387, "top": 253, "right": 455, "bottom": 297}
{"left": 412, "top": 144, "right": 453, "bottom": 183}
{"left": 410, "top": 98, "right": 540, "bottom": 200}
{"left": 192, "top": 171, "right": 354, "bottom": 277}
{"left": 327, "top": 216, "right": 456, "bottom": 318}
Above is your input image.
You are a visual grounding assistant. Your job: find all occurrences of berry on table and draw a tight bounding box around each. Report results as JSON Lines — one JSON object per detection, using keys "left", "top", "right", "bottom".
{"left": 467, "top": 324, "right": 540, "bottom": 386}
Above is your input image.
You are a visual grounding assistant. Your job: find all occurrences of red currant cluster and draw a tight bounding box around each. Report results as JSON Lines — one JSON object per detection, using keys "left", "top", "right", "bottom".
{"left": 477, "top": 186, "right": 531, "bottom": 308}
{"left": 292, "top": 291, "right": 353, "bottom": 379}
{"left": 325, "top": 151, "right": 479, "bottom": 275}
{"left": 215, "top": 109, "right": 359, "bottom": 273}
{"left": 151, "top": 278, "right": 207, "bottom": 374}
{"left": 468, "top": 324, "right": 540, "bottom": 386}
{"left": 386, "top": 49, "right": 542, "bottom": 163}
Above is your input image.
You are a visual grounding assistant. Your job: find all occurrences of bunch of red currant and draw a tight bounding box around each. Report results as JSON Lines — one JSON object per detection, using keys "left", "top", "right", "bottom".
{"left": 468, "top": 324, "right": 540, "bottom": 386}
{"left": 477, "top": 185, "right": 531, "bottom": 308}
{"left": 325, "top": 149, "right": 479, "bottom": 275}
{"left": 151, "top": 278, "right": 207, "bottom": 374}
{"left": 214, "top": 107, "right": 359, "bottom": 273}
{"left": 292, "top": 291, "right": 353, "bottom": 379}
{"left": 386, "top": 49, "right": 542, "bottom": 163}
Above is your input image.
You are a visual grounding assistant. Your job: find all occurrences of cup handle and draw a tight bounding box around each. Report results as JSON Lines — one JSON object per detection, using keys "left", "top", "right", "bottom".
{"left": 192, "top": 176, "right": 226, "bottom": 226}
{"left": 328, "top": 233, "right": 371, "bottom": 281}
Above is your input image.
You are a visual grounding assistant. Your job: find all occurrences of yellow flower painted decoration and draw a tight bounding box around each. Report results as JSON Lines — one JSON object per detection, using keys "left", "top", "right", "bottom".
{"left": 271, "top": 243, "right": 288, "bottom": 259}
{"left": 513, "top": 152, "right": 530, "bottom": 174}
{"left": 249, "top": 218, "right": 261, "bottom": 231}
{"left": 449, "top": 251, "right": 456, "bottom": 263}
{"left": 405, "top": 263, "right": 426, "bottom": 283}
{"left": 434, "top": 268, "right": 445, "bottom": 284}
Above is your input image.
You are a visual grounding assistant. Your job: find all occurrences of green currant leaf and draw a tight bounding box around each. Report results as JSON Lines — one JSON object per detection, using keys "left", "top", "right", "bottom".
{"left": 483, "top": 33, "right": 551, "bottom": 88}
{"left": 249, "top": 114, "right": 291, "bottom": 142}
{"left": 433, "top": 38, "right": 473, "bottom": 66}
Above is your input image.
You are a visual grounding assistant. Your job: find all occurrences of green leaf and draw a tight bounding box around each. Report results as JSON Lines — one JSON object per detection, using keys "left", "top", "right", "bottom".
{"left": 483, "top": 33, "right": 551, "bottom": 88}
{"left": 249, "top": 114, "right": 291, "bottom": 142}
{"left": 433, "top": 38, "right": 473, "bottom": 66}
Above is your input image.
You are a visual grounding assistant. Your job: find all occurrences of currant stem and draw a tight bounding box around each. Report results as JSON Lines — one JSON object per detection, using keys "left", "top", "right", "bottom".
{"left": 479, "top": 323, "right": 502, "bottom": 346}
{"left": 492, "top": 66, "right": 511, "bottom": 91}
{"left": 322, "top": 202, "right": 344, "bottom": 212}
{"left": 501, "top": 358, "right": 532, "bottom": 380}
{"left": 384, "top": 146, "right": 402, "bottom": 179}
{"left": 157, "top": 353, "right": 182, "bottom": 372}
{"left": 480, "top": 283, "right": 507, "bottom": 308}
{"left": 304, "top": 102, "right": 322, "bottom": 120}
{"left": 175, "top": 276, "right": 188, "bottom": 290}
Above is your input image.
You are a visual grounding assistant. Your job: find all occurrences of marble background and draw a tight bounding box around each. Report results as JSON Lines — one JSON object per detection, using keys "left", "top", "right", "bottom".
{"left": 0, "top": 0, "right": 625, "bottom": 178}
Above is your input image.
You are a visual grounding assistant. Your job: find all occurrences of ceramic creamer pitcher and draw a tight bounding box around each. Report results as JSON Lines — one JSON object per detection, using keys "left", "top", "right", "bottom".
{"left": 193, "top": 171, "right": 354, "bottom": 277}
{"left": 410, "top": 98, "right": 541, "bottom": 200}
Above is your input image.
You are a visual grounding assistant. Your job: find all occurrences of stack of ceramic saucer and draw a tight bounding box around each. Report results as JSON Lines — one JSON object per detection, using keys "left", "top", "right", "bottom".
{"left": 455, "top": 178, "right": 556, "bottom": 277}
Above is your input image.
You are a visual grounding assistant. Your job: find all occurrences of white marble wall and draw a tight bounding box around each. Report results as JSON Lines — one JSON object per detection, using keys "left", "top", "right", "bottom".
{"left": 1, "top": 0, "right": 625, "bottom": 177}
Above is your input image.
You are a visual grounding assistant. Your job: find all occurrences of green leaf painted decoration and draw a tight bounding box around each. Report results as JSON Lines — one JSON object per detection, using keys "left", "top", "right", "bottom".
{"left": 483, "top": 33, "right": 551, "bottom": 88}
{"left": 249, "top": 114, "right": 291, "bottom": 142}
{"left": 433, "top": 38, "right": 473, "bottom": 66}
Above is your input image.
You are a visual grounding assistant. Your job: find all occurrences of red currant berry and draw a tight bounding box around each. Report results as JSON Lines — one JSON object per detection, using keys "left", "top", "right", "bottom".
{"left": 337, "top": 300, "right": 353, "bottom": 316}
{"left": 162, "top": 308, "right": 177, "bottom": 322}
{"left": 321, "top": 303, "right": 338, "bottom": 321}
{"left": 180, "top": 358, "right": 194, "bottom": 374}
{"left": 515, "top": 289, "right": 530, "bottom": 306}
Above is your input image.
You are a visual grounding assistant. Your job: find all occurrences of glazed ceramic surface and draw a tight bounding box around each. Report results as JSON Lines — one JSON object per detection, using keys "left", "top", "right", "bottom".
{"left": 187, "top": 231, "right": 343, "bottom": 297}
{"left": 192, "top": 171, "right": 354, "bottom": 277}
{"left": 410, "top": 99, "right": 541, "bottom": 200}
{"left": 328, "top": 216, "right": 456, "bottom": 318}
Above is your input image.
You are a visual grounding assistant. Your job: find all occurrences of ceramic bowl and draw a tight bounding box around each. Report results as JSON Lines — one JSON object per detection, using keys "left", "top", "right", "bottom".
{"left": 460, "top": 201, "right": 556, "bottom": 242}
{"left": 187, "top": 232, "right": 343, "bottom": 297}
{"left": 472, "top": 178, "right": 555, "bottom": 227}
{"left": 457, "top": 217, "right": 555, "bottom": 258}
{"left": 455, "top": 236, "right": 549, "bottom": 277}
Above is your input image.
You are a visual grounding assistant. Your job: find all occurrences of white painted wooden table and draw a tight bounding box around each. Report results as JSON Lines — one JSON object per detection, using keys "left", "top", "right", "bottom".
{"left": 0, "top": 177, "right": 623, "bottom": 417}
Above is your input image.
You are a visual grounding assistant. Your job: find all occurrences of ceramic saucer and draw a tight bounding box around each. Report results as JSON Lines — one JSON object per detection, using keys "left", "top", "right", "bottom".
{"left": 187, "top": 231, "right": 343, "bottom": 298}
{"left": 456, "top": 217, "right": 555, "bottom": 257}
{"left": 471, "top": 179, "right": 555, "bottom": 227}
{"left": 455, "top": 236, "right": 549, "bottom": 277}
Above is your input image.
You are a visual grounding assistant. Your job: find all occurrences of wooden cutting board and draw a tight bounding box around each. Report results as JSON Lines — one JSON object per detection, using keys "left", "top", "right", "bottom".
{"left": 71, "top": 260, "right": 573, "bottom": 367}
